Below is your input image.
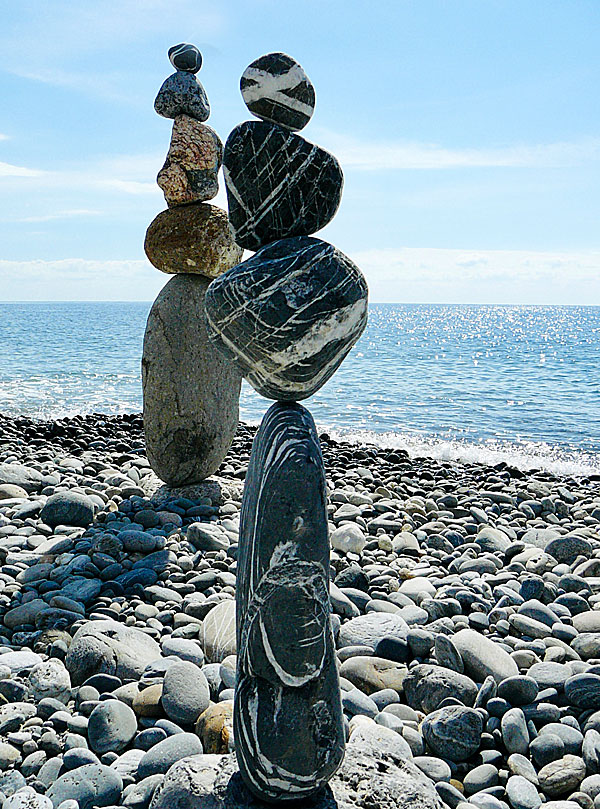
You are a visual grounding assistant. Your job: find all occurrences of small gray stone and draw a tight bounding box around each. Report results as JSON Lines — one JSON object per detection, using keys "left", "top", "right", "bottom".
{"left": 422, "top": 705, "right": 483, "bottom": 762}
{"left": 538, "top": 755, "right": 586, "bottom": 797}
{"left": 161, "top": 661, "right": 210, "bottom": 726}
{"left": 88, "top": 701, "right": 138, "bottom": 754}
{"left": 502, "top": 708, "right": 530, "bottom": 756}
{"left": 138, "top": 733, "right": 203, "bottom": 779}
{"left": 29, "top": 661, "right": 71, "bottom": 703}
{"left": 506, "top": 775, "right": 542, "bottom": 809}
{"left": 66, "top": 620, "right": 161, "bottom": 685}
{"left": 337, "top": 613, "right": 409, "bottom": 650}
{"left": 404, "top": 664, "right": 478, "bottom": 714}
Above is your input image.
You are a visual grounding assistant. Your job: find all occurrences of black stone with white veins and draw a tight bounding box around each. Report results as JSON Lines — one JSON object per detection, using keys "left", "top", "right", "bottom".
{"left": 168, "top": 43, "right": 202, "bottom": 73}
{"left": 240, "top": 52, "right": 315, "bottom": 131}
{"left": 234, "top": 401, "right": 345, "bottom": 802}
{"left": 154, "top": 72, "right": 210, "bottom": 122}
{"left": 205, "top": 236, "right": 368, "bottom": 401}
{"left": 223, "top": 120, "right": 343, "bottom": 250}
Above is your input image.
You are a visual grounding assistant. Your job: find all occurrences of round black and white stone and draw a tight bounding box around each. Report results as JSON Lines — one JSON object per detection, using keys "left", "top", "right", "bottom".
{"left": 240, "top": 52, "right": 315, "bottom": 131}
{"left": 223, "top": 121, "right": 343, "bottom": 250}
{"left": 168, "top": 43, "right": 202, "bottom": 73}
{"left": 235, "top": 401, "right": 345, "bottom": 801}
{"left": 205, "top": 236, "right": 369, "bottom": 401}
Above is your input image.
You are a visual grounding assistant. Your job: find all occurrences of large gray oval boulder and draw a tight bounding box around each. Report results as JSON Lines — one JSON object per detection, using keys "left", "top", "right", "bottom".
{"left": 452, "top": 628, "right": 519, "bottom": 683}
{"left": 403, "top": 664, "right": 478, "bottom": 714}
{"left": 65, "top": 620, "right": 161, "bottom": 685}
{"left": 0, "top": 463, "right": 44, "bottom": 493}
{"left": 337, "top": 613, "right": 409, "bottom": 650}
{"left": 40, "top": 491, "right": 95, "bottom": 528}
{"left": 149, "top": 748, "right": 443, "bottom": 809}
{"left": 47, "top": 763, "right": 122, "bottom": 808}
{"left": 142, "top": 274, "right": 242, "bottom": 487}
{"left": 422, "top": 706, "right": 483, "bottom": 762}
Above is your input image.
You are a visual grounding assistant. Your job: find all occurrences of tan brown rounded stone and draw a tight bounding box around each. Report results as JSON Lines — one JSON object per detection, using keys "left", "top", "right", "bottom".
{"left": 132, "top": 683, "right": 164, "bottom": 717}
{"left": 339, "top": 656, "right": 408, "bottom": 695}
{"left": 157, "top": 115, "right": 222, "bottom": 207}
{"left": 195, "top": 701, "right": 233, "bottom": 753}
{"left": 144, "top": 203, "right": 243, "bottom": 279}
{"left": 142, "top": 274, "right": 242, "bottom": 488}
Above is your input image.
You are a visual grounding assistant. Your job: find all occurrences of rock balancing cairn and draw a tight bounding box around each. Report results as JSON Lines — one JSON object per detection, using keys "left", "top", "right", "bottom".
{"left": 205, "top": 53, "right": 369, "bottom": 802}
{"left": 142, "top": 43, "right": 243, "bottom": 488}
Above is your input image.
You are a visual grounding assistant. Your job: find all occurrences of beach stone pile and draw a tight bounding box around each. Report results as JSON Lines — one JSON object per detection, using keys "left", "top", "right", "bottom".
{"left": 1, "top": 412, "right": 600, "bottom": 807}
{"left": 142, "top": 43, "right": 243, "bottom": 489}
{"left": 205, "top": 52, "right": 369, "bottom": 801}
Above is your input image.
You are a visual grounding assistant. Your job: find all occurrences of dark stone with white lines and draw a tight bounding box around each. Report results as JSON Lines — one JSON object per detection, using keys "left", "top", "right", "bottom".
{"left": 223, "top": 120, "right": 343, "bottom": 250}
{"left": 234, "top": 401, "right": 345, "bottom": 801}
{"left": 168, "top": 43, "right": 202, "bottom": 73}
{"left": 205, "top": 236, "right": 368, "bottom": 401}
{"left": 240, "top": 52, "right": 315, "bottom": 131}
{"left": 154, "top": 72, "right": 210, "bottom": 122}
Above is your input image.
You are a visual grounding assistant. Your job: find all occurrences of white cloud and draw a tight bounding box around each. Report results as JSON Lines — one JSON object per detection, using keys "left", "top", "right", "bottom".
{"left": 2, "top": 249, "right": 599, "bottom": 305}
{"left": 14, "top": 209, "right": 102, "bottom": 223}
{"left": 0, "top": 134, "right": 9, "bottom": 142}
{"left": 0, "top": 258, "right": 167, "bottom": 301}
{"left": 99, "top": 179, "right": 158, "bottom": 195}
{"left": 352, "top": 246, "right": 600, "bottom": 304}
{"left": 0, "top": 0, "right": 227, "bottom": 99}
{"left": 0, "top": 161, "right": 45, "bottom": 178}
{"left": 316, "top": 131, "right": 600, "bottom": 171}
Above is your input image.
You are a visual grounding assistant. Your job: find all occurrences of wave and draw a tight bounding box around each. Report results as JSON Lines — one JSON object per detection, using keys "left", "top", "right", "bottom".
{"left": 324, "top": 427, "right": 600, "bottom": 477}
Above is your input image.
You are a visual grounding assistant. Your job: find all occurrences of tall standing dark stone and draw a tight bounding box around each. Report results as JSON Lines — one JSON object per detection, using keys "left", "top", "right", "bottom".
{"left": 235, "top": 402, "right": 345, "bottom": 802}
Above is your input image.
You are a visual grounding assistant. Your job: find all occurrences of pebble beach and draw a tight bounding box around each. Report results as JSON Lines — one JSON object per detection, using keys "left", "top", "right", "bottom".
{"left": 0, "top": 411, "right": 598, "bottom": 808}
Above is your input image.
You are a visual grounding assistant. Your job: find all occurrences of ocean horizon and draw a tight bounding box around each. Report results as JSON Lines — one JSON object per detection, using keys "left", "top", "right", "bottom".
{"left": 2, "top": 301, "right": 599, "bottom": 477}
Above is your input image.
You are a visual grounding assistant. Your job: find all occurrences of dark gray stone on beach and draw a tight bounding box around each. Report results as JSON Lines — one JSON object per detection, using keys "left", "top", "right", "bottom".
{"left": 223, "top": 121, "right": 343, "bottom": 249}
{"left": 404, "top": 664, "right": 478, "bottom": 714}
{"left": 240, "top": 52, "right": 315, "bottom": 131}
{"left": 47, "top": 763, "right": 123, "bottom": 809}
{"left": 502, "top": 708, "right": 530, "bottom": 755}
{"left": 572, "top": 634, "right": 600, "bottom": 660}
{"left": 161, "top": 661, "right": 210, "bottom": 725}
{"left": 234, "top": 401, "right": 344, "bottom": 801}
{"left": 138, "top": 733, "right": 203, "bottom": 779}
{"left": 142, "top": 274, "right": 242, "bottom": 487}
{"left": 40, "top": 491, "right": 94, "bottom": 527}
{"left": 497, "top": 676, "right": 539, "bottom": 706}
{"left": 205, "top": 237, "right": 368, "bottom": 401}
{"left": 65, "top": 620, "right": 161, "bottom": 685}
{"left": 422, "top": 705, "right": 483, "bottom": 762}
{"left": 154, "top": 71, "right": 209, "bottom": 121}
{"left": 88, "top": 700, "right": 137, "bottom": 753}
{"left": 565, "top": 674, "right": 600, "bottom": 710}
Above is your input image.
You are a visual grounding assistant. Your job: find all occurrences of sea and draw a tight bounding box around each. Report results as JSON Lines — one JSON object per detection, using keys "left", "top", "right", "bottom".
{"left": 1, "top": 302, "right": 599, "bottom": 477}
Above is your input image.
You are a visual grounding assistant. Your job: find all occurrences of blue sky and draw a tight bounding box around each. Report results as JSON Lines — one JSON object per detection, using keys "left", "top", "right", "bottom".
{"left": 1, "top": 0, "right": 599, "bottom": 303}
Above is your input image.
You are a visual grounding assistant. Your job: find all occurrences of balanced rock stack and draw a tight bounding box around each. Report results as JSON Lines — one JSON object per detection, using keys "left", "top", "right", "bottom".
{"left": 205, "top": 53, "right": 369, "bottom": 801}
{"left": 142, "top": 44, "right": 243, "bottom": 488}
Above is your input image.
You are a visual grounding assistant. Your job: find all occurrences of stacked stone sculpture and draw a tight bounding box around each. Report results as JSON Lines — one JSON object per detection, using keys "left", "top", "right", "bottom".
{"left": 142, "top": 44, "right": 243, "bottom": 487}
{"left": 205, "top": 53, "right": 369, "bottom": 802}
